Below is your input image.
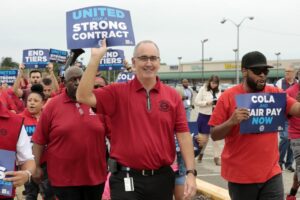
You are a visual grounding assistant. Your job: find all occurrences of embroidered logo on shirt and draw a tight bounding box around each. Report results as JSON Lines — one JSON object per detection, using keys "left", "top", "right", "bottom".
{"left": 159, "top": 100, "right": 170, "bottom": 112}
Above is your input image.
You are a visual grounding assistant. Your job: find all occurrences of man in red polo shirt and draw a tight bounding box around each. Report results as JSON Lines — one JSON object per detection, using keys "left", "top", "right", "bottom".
{"left": 209, "top": 51, "right": 300, "bottom": 200}
{"left": 77, "top": 39, "right": 196, "bottom": 200}
{"left": 32, "top": 67, "right": 108, "bottom": 200}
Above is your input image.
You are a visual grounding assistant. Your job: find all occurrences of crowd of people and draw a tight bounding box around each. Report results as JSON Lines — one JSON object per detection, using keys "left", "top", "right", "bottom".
{"left": 2, "top": 39, "right": 300, "bottom": 200}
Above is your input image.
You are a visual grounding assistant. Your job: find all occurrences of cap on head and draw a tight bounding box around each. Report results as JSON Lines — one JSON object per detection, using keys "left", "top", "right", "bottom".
{"left": 64, "top": 67, "right": 83, "bottom": 81}
{"left": 241, "top": 51, "right": 273, "bottom": 69}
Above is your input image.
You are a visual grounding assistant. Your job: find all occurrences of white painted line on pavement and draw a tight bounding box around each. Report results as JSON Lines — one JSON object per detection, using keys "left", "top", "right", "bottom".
{"left": 197, "top": 173, "right": 221, "bottom": 177}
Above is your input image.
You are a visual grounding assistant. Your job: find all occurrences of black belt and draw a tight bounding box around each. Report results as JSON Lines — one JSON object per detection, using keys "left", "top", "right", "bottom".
{"left": 117, "top": 163, "right": 170, "bottom": 176}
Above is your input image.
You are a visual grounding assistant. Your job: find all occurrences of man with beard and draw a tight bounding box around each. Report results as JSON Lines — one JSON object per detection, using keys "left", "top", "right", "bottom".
{"left": 209, "top": 51, "right": 300, "bottom": 200}
{"left": 32, "top": 67, "right": 108, "bottom": 200}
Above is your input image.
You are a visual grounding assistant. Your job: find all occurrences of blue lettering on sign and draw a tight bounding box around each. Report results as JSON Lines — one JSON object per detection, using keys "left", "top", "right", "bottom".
{"left": 252, "top": 117, "right": 273, "bottom": 125}
{"left": 25, "top": 125, "right": 36, "bottom": 136}
{"left": 72, "top": 7, "right": 125, "bottom": 20}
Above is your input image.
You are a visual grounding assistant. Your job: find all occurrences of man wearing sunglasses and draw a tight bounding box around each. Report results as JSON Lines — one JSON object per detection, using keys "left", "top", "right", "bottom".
{"left": 77, "top": 39, "right": 196, "bottom": 200}
{"left": 209, "top": 51, "right": 300, "bottom": 200}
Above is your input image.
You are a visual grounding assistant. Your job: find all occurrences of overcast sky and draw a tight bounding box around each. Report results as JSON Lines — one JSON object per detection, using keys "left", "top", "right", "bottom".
{"left": 1, "top": 0, "right": 300, "bottom": 65}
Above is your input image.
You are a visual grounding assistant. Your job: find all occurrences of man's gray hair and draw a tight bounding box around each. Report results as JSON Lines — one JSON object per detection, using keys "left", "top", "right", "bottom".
{"left": 133, "top": 40, "right": 160, "bottom": 57}
{"left": 64, "top": 66, "right": 83, "bottom": 81}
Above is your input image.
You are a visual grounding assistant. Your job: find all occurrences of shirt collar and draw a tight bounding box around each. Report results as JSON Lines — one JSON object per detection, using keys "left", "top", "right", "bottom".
{"left": 23, "top": 108, "right": 38, "bottom": 120}
{"left": 132, "top": 76, "right": 161, "bottom": 93}
{"left": 62, "top": 89, "right": 76, "bottom": 103}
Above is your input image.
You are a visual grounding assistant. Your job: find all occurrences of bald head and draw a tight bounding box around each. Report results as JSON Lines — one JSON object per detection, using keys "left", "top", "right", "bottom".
{"left": 285, "top": 65, "right": 296, "bottom": 82}
{"left": 64, "top": 67, "right": 83, "bottom": 82}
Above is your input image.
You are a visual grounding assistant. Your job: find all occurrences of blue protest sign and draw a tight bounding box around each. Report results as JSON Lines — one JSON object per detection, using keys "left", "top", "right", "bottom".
{"left": 235, "top": 93, "right": 286, "bottom": 134}
{"left": 115, "top": 72, "right": 135, "bottom": 83}
{"left": 66, "top": 6, "right": 135, "bottom": 49}
{"left": 0, "top": 70, "right": 18, "bottom": 86}
{"left": 23, "top": 49, "right": 50, "bottom": 68}
{"left": 49, "top": 49, "right": 68, "bottom": 64}
{"left": 0, "top": 149, "right": 15, "bottom": 197}
{"left": 99, "top": 49, "right": 124, "bottom": 70}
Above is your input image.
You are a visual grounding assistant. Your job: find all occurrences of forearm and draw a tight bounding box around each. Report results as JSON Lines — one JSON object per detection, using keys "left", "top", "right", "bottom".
{"left": 76, "top": 55, "right": 100, "bottom": 106}
{"left": 13, "top": 73, "right": 23, "bottom": 97}
{"left": 176, "top": 132, "right": 195, "bottom": 170}
{"left": 49, "top": 71, "right": 59, "bottom": 92}
{"left": 289, "top": 102, "right": 300, "bottom": 117}
{"left": 32, "top": 143, "right": 44, "bottom": 168}
{"left": 20, "top": 159, "right": 35, "bottom": 175}
{"left": 210, "top": 119, "right": 234, "bottom": 141}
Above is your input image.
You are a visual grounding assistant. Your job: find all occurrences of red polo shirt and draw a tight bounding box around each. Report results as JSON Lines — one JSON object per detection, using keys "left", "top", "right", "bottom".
{"left": 0, "top": 90, "right": 17, "bottom": 112}
{"left": 209, "top": 84, "right": 296, "bottom": 183}
{"left": 286, "top": 84, "right": 300, "bottom": 139}
{"left": 32, "top": 90, "right": 107, "bottom": 186}
{"left": 93, "top": 77, "right": 189, "bottom": 170}
{"left": 18, "top": 109, "right": 37, "bottom": 138}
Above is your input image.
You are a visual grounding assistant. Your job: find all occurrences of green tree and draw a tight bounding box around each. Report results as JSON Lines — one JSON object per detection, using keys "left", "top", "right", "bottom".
{"left": 1, "top": 57, "right": 19, "bottom": 69}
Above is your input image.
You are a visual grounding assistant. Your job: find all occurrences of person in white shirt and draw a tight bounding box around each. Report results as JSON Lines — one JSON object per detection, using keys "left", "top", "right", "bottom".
{"left": 194, "top": 75, "right": 222, "bottom": 165}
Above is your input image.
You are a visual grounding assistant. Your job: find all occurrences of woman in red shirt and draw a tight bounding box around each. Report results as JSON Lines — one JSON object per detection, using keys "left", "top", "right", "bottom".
{"left": 18, "top": 84, "right": 55, "bottom": 200}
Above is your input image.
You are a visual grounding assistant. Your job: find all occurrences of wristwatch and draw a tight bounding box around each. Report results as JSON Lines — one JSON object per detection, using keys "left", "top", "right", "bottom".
{"left": 186, "top": 169, "right": 197, "bottom": 177}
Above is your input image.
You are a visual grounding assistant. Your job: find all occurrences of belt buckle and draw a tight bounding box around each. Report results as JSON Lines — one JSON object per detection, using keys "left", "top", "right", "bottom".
{"left": 142, "top": 170, "right": 154, "bottom": 176}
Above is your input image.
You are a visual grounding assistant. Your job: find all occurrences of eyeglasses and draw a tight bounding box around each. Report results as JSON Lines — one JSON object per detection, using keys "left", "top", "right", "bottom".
{"left": 248, "top": 68, "right": 269, "bottom": 76}
{"left": 136, "top": 56, "right": 160, "bottom": 62}
{"left": 94, "top": 84, "right": 104, "bottom": 89}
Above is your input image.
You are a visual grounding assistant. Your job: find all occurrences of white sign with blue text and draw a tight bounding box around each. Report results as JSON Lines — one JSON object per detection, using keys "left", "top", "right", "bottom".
{"left": 66, "top": 6, "right": 135, "bottom": 49}
{"left": 235, "top": 93, "right": 286, "bottom": 134}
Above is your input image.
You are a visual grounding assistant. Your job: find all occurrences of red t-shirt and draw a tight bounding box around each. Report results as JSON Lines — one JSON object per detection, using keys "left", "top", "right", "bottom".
{"left": 0, "top": 90, "right": 17, "bottom": 112}
{"left": 6, "top": 88, "right": 25, "bottom": 113}
{"left": 18, "top": 109, "right": 37, "bottom": 138}
{"left": 209, "top": 84, "right": 296, "bottom": 183}
{"left": 286, "top": 84, "right": 300, "bottom": 139}
{"left": 93, "top": 77, "right": 189, "bottom": 170}
{"left": 32, "top": 90, "right": 107, "bottom": 186}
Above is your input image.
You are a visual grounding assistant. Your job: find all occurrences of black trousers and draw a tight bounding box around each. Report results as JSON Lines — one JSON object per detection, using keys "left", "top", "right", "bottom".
{"left": 109, "top": 166, "right": 175, "bottom": 200}
{"left": 52, "top": 184, "right": 105, "bottom": 200}
{"left": 228, "top": 174, "right": 284, "bottom": 200}
{"left": 24, "top": 163, "right": 55, "bottom": 200}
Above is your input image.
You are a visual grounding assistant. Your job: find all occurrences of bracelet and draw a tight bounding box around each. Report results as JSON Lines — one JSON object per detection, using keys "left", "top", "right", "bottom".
{"left": 24, "top": 170, "right": 32, "bottom": 183}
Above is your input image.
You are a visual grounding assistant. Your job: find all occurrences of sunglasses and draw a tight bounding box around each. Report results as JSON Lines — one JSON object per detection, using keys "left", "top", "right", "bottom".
{"left": 248, "top": 68, "right": 269, "bottom": 76}
{"left": 94, "top": 84, "right": 104, "bottom": 89}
